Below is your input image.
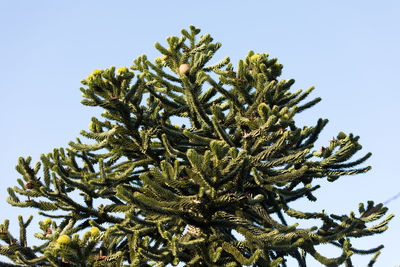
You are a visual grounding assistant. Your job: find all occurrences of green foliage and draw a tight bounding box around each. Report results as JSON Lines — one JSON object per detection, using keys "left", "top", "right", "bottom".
{"left": 0, "top": 25, "right": 393, "bottom": 266}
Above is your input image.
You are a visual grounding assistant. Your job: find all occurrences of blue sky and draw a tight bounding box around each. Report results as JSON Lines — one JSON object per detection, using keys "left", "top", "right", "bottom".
{"left": 1, "top": 1, "right": 399, "bottom": 265}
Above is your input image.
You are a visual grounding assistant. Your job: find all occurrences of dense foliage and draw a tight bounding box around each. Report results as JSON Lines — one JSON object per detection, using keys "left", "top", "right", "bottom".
{"left": 0, "top": 26, "right": 393, "bottom": 266}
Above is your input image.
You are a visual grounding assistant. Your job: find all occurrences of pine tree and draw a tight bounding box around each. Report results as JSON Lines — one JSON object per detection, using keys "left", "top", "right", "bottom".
{"left": 0, "top": 25, "right": 393, "bottom": 266}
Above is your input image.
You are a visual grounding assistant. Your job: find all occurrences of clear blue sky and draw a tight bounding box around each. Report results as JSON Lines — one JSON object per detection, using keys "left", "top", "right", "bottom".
{"left": 1, "top": 1, "right": 399, "bottom": 266}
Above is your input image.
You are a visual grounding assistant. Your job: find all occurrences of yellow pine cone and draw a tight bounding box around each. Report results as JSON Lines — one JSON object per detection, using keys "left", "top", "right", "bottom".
{"left": 89, "top": 122, "right": 96, "bottom": 132}
{"left": 92, "top": 69, "right": 102, "bottom": 75}
{"left": 250, "top": 54, "right": 260, "bottom": 62}
{"left": 117, "top": 66, "right": 128, "bottom": 75}
{"left": 90, "top": 227, "right": 100, "bottom": 237}
{"left": 57, "top": 235, "right": 71, "bottom": 245}
{"left": 155, "top": 56, "right": 164, "bottom": 62}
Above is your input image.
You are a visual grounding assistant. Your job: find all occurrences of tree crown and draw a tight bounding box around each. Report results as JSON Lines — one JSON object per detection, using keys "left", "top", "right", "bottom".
{"left": 0, "top": 25, "right": 393, "bottom": 266}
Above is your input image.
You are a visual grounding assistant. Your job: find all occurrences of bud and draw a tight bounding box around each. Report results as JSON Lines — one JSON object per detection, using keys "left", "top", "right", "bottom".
{"left": 337, "top": 132, "right": 347, "bottom": 140}
{"left": 24, "top": 181, "right": 33, "bottom": 190}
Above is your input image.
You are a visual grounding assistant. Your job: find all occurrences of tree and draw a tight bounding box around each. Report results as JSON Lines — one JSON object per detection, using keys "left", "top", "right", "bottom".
{"left": 0, "top": 25, "right": 393, "bottom": 266}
